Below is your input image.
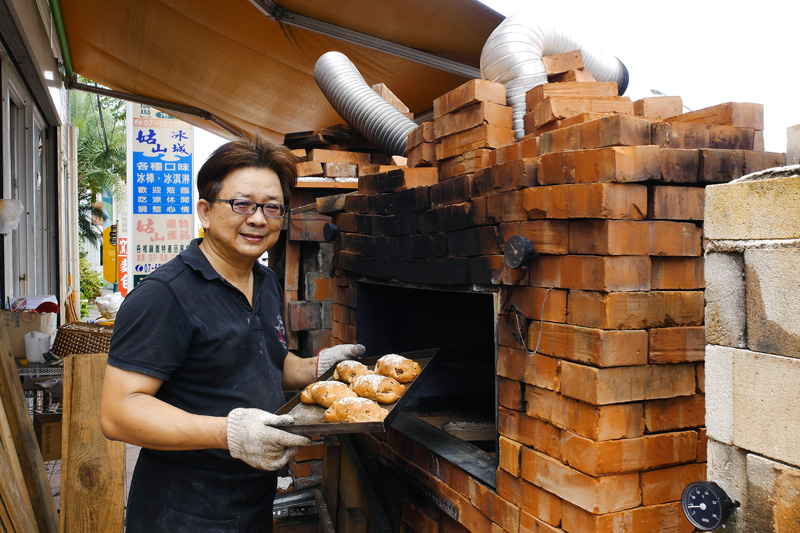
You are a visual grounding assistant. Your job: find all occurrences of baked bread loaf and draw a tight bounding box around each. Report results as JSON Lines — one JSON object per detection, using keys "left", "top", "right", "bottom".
{"left": 333, "top": 360, "right": 372, "bottom": 384}
{"left": 300, "top": 380, "right": 357, "bottom": 408}
{"left": 324, "top": 397, "right": 388, "bottom": 423}
{"left": 374, "top": 354, "right": 421, "bottom": 383}
{"left": 350, "top": 374, "right": 406, "bottom": 404}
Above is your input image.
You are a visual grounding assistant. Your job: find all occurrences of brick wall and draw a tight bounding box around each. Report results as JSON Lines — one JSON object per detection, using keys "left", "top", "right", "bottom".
{"left": 323, "top": 79, "right": 784, "bottom": 532}
{"left": 704, "top": 168, "right": 800, "bottom": 532}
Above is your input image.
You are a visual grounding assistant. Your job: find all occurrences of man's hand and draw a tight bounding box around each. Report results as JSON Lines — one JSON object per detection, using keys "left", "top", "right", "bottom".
{"left": 316, "top": 344, "right": 366, "bottom": 377}
{"left": 227, "top": 408, "right": 310, "bottom": 471}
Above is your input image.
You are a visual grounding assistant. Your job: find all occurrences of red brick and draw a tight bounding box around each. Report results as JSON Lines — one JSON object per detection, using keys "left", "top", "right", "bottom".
{"left": 434, "top": 78, "right": 507, "bottom": 118}
{"left": 664, "top": 102, "right": 764, "bottom": 129}
{"left": 305, "top": 272, "right": 332, "bottom": 301}
{"left": 640, "top": 463, "right": 707, "bottom": 506}
{"left": 532, "top": 96, "right": 634, "bottom": 129}
{"left": 494, "top": 142, "right": 522, "bottom": 164}
{"left": 306, "top": 330, "right": 332, "bottom": 358}
{"left": 308, "top": 148, "right": 371, "bottom": 165}
{"left": 504, "top": 286, "right": 568, "bottom": 323}
{"left": 294, "top": 442, "right": 324, "bottom": 462}
{"left": 651, "top": 122, "right": 754, "bottom": 150}
{"left": 743, "top": 150, "right": 786, "bottom": 174}
{"left": 634, "top": 96, "right": 683, "bottom": 120}
{"left": 434, "top": 101, "right": 513, "bottom": 138}
{"left": 564, "top": 146, "right": 661, "bottom": 184}
{"left": 332, "top": 212, "right": 358, "bottom": 232}
{"left": 531, "top": 255, "right": 651, "bottom": 291}
{"left": 438, "top": 148, "right": 493, "bottom": 180}
{"left": 500, "top": 220, "right": 569, "bottom": 255}
{"left": 498, "top": 469, "right": 563, "bottom": 528}
{"left": 492, "top": 493, "right": 520, "bottom": 533}
{"left": 562, "top": 500, "right": 694, "bottom": 533}
{"left": 567, "top": 290, "right": 705, "bottom": 330}
{"left": 407, "top": 121, "right": 435, "bottom": 150}
{"left": 492, "top": 158, "right": 538, "bottom": 190}
{"left": 526, "top": 81, "right": 618, "bottom": 111}
{"left": 498, "top": 407, "right": 561, "bottom": 458}
{"left": 296, "top": 160, "right": 323, "bottom": 176}
{"left": 526, "top": 322, "right": 648, "bottom": 367}
{"left": 498, "top": 376, "right": 525, "bottom": 411}
{"left": 525, "top": 386, "right": 644, "bottom": 441}
{"left": 538, "top": 113, "right": 651, "bottom": 154}
{"left": 407, "top": 142, "right": 437, "bottom": 168}
{"left": 324, "top": 161, "right": 357, "bottom": 178}
{"left": 698, "top": 148, "right": 745, "bottom": 183}
{"left": 468, "top": 477, "right": 494, "bottom": 517}
{"left": 696, "top": 363, "right": 705, "bottom": 393}
{"left": 647, "top": 185, "right": 704, "bottom": 221}
{"left": 486, "top": 190, "right": 527, "bottom": 222}
{"left": 401, "top": 498, "right": 439, "bottom": 533}
{"left": 651, "top": 257, "right": 705, "bottom": 290}
{"left": 648, "top": 327, "right": 705, "bottom": 364}
{"left": 649, "top": 221, "right": 702, "bottom": 256}
{"left": 286, "top": 300, "right": 322, "bottom": 331}
{"left": 523, "top": 353, "right": 562, "bottom": 392}
{"left": 560, "top": 430, "right": 698, "bottom": 476}
{"left": 645, "top": 394, "right": 705, "bottom": 432}
{"left": 659, "top": 148, "right": 700, "bottom": 183}
{"left": 697, "top": 428, "right": 708, "bottom": 463}
{"left": 524, "top": 183, "right": 648, "bottom": 220}
{"left": 568, "top": 220, "right": 649, "bottom": 256}
{"left": 560, "top": 361, "right": 696, "bottom": 405}
{"left": 436, "top": 124, "right": 515, "bottom": 160}
{"left": 521, "top": 447, "right": 641, "bottom": 514}
{"left": 498, "top": 435, "right": 523, "bottom": 476}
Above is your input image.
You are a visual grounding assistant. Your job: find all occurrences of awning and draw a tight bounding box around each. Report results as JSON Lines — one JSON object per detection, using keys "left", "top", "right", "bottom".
{"left": 57, "top": 0, "right": 505, "bottom": 143}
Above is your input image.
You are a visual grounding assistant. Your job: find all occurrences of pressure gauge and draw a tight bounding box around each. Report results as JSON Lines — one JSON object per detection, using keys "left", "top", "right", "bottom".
{"left": 323, "top": 222, "right": 339, "bottom": 242}
{"left": 504, "top": 235, "right": 536, "bottom": 269}
{"left": 681, "top": 481, "right": 739, "bottom": 531}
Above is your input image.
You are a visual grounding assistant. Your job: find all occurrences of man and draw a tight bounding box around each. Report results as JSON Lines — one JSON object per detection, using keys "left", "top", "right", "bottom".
{"left": 100, "top": 137, "right": 363, "bottom": 532}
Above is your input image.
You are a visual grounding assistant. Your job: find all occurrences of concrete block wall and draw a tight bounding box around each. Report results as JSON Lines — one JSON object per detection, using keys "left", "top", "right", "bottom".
{"left": 325, "top": 80, "right": 786, "bottom": 532}
{"left": 704, "top": 168, "right": 800, "bottom": 532}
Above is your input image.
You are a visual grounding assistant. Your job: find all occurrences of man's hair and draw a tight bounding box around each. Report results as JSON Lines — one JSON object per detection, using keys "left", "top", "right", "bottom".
{"left": 197, "top": 136, "right": 298, "bottom": 204}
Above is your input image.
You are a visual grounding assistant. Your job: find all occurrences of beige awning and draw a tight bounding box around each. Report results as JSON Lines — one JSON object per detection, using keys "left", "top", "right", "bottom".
{"left": 58, "top": 0, "right": 504, "bottom": 143}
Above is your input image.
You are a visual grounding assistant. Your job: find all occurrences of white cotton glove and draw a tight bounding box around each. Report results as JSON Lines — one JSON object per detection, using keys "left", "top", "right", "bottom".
{"left": 316, "top": 343, "right": 366, "bottom": 377}
{"left": 227, "top": 408, "right": 311, "bottom": 471}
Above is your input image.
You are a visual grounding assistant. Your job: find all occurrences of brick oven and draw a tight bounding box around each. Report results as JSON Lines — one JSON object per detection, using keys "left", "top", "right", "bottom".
{"left": 278, "top": 70, "right": 785, "bottom": 532}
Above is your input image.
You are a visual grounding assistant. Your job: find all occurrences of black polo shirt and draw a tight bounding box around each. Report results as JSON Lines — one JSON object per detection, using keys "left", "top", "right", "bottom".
{"left": 108, "top": 238, "right": 288, "bottom": 468}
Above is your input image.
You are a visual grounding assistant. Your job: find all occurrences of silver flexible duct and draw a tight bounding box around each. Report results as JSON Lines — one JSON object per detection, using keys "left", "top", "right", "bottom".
{"left": 481, "top": 15, "right": 629, "bottom": 138}
{"left": 314, "top": 51, "right": 418, "bottom": 156}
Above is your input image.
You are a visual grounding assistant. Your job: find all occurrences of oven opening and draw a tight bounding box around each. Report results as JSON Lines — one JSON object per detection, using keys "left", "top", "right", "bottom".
{"left": 356, "top": 280, "right": 499, "bottom": 481}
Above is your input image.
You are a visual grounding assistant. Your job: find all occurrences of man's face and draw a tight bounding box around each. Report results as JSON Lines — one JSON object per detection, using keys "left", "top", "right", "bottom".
{"left": 198, "top": 167, "right": 285, "bottom": 264}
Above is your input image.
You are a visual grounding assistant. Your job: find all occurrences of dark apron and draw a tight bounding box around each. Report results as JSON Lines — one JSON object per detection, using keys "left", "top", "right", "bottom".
{"left": 126, "top": 449, "right": 277, "bottom": 532}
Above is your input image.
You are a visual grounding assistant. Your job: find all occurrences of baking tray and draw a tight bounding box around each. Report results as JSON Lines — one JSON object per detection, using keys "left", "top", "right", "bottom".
{"left": 276, "top": 348, "right": 438, "bottom": 435}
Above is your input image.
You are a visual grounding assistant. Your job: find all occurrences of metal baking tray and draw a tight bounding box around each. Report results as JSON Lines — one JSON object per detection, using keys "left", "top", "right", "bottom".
{"left": 276, "top": 348, "right": 438, "bottom": 435}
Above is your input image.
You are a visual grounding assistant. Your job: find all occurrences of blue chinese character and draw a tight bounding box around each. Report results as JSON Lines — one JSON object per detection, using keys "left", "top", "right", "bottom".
{"left": 172, "top": 130, "right": 188, "bottom": 142}
{"left": 136, "top": 129, "right": 158, "bottom": 145}
{"left": 172, "top": 143, "right": 189, "bottom": 156}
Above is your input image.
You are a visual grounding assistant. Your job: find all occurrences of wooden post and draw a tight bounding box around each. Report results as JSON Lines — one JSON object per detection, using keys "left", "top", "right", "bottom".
{"left": 60, "top": 354, "right": 125, "bottom": 532}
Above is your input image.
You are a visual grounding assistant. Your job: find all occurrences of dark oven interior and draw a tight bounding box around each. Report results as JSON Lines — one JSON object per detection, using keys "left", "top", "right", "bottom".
{"left": 356, "top": 281, "right": 499, "bottom": 464}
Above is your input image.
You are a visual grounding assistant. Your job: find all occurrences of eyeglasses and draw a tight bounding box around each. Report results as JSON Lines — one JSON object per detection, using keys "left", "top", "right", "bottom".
{"left": 211, "top": 198, "right": 289, "bottom": 218}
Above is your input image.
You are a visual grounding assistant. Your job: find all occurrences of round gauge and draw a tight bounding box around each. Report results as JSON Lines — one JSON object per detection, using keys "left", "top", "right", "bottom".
{"left": 504, "top": 235, "right": 536, "bottom": 269}
{"left": 323, "top": 222, "right": 339, "bottom": 242}
{"left": 681, "top": 481, "right": 739, "bottom": 531}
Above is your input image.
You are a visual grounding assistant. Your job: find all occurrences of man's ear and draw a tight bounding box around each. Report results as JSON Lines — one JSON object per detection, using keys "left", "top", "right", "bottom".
{"left": 197, "top": 198, "right": 211, "bottom": 229}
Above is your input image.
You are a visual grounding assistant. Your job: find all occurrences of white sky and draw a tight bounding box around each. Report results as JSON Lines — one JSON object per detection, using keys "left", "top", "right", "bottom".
{"left": 478, "top": 0, "right": 799, "bottom": 153}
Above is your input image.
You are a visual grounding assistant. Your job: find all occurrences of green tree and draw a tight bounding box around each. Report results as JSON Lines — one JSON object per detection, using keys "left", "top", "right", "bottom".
{"left": 70, "top": 80, "right": 126, "bottom": 245}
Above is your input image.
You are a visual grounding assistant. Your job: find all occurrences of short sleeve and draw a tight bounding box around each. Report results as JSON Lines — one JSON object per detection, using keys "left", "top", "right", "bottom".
{"left": 108, "top": 278, "right": 193, "bottom": 380}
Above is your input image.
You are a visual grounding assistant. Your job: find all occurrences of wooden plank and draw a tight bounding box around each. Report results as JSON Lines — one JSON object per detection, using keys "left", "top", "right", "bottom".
{"left": 542, "top": 50, "right": 584, "bottom": 76}
{"left": 323, "top": 436, "right": 341, "bottom": 529}
{"left": 372, "top": 83, "right": 412, "bottom": 118}
{"left": 316, "top": 193, "right": 351, "bottom": 214}
{"left": 315, "top": 488, "right": 336, "bottom": 533}
{"left": 0, "top": 330, "right": 59, "bottom": 533}
{"left": 0, "top": 423, "right": 38, "bottom": 533}
{"left": 60, "top": 354, "right": 125, "bottom": 533}
{"left": 0, "top": 378, "right": 34, "bottom": 518}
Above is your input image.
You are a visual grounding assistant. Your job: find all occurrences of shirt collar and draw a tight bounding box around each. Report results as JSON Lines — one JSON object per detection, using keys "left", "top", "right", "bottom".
{"left": 180, "top": 238, "right": 268, "bottom": 282}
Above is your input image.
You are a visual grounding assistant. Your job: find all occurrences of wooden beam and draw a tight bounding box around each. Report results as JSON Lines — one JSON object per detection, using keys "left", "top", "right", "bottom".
{"left": 0, "top": 330, "right": 59, "bottom": 533}
{"left": 60, "top": 354, "right": 125, "bottom": 533}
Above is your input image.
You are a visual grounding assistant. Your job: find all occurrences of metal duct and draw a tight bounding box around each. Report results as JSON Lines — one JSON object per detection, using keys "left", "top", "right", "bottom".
{"left": 314, "top": 51, "right": 418, "bottom": 156}
{"left": 480, "top": 15, "right": 629, "bottom": 138}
